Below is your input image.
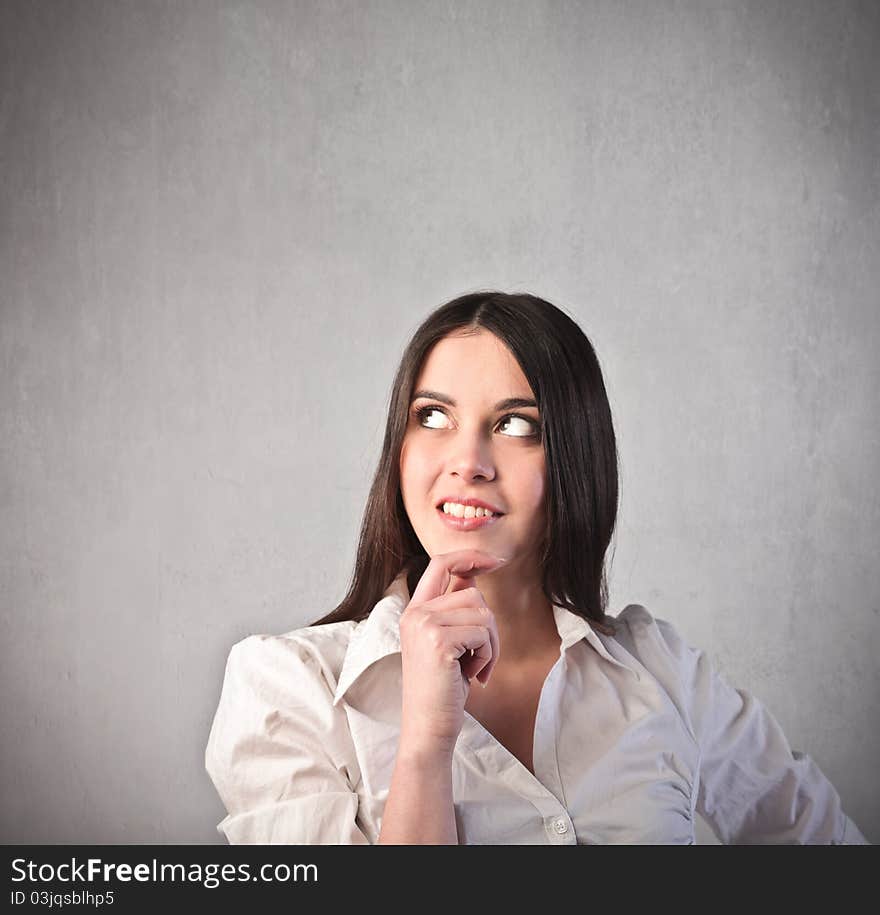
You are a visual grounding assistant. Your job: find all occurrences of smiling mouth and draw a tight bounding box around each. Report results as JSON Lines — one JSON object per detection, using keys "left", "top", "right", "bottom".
{"left": 435, "top": 505, "right": 504, "bottom": 530}
{"left": 437, "top": 504, "right": 504, "bottom": 519}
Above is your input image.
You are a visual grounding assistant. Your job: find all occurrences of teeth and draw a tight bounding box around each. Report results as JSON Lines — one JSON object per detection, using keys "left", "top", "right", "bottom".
{"left": 442, "top": 502, "right": 495, "bottom": 518}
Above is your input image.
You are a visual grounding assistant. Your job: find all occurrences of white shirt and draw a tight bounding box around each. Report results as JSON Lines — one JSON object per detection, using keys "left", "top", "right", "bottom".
{"left": 205, "top": 570, "right": 869, "bottom": 845}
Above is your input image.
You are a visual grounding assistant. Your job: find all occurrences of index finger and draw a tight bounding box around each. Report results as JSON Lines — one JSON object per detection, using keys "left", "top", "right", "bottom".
{"left": 409, "top": 549, "right": 508, "bottom": 606}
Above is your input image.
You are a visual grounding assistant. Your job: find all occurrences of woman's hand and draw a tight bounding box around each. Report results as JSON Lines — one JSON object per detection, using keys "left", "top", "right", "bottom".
{"left": 397, "top": 549, "right": 505, "bottom": 758}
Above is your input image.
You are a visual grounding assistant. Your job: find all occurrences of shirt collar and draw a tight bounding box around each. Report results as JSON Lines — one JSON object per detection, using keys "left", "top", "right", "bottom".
{"left": 332, "top": 570, "right": 634, "bottom": 706}
{"left": 332, "top": 572, "right": 410, "bottom": 707}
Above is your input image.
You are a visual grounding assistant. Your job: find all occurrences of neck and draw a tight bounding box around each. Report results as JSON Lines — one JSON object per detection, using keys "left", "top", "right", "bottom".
{"left": 465, "top": 557, "right": 560, "bottom": 665}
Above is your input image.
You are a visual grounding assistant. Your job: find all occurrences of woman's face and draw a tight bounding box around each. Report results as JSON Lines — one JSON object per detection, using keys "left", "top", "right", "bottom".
{"left": 399, "top": 329, "right": 547, "bottom": 572}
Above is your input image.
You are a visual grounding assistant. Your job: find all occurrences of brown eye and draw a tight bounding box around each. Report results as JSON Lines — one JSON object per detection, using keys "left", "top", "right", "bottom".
{"left": 415, "top": 406, "right": 449, "bottom": 429}
{"left": 497, "top": 415, "right": 537, "bottom": 438}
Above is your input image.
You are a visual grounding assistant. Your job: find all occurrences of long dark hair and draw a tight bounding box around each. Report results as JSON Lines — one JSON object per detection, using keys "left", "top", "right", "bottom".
{"left": 310, "top": 291, "right": 619, "bottom": 636}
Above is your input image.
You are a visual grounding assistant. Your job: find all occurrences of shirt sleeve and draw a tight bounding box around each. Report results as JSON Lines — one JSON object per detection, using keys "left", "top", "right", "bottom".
{"left": 652, "top": 618, "right": 870, "bottom": 845}
{"left": 205, "top": 633, "right": 370, "bottom": 845}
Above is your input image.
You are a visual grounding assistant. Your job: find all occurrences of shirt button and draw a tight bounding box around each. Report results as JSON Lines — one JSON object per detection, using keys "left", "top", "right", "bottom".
{"left": 553, "top": 818, "right": 568, "bottom": 834}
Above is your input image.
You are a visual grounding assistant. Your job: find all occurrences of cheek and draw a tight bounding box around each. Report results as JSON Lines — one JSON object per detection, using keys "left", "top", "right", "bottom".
{"left": 525, "top": 456, "right": 547, "bottom": 508}
{"left": 399, "top": 437, "right": 430, "bottom": 491}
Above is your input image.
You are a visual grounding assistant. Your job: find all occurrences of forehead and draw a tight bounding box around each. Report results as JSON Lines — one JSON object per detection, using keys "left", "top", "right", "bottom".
{"left": 414, "top": 330, "right": 533, "bottom": 396}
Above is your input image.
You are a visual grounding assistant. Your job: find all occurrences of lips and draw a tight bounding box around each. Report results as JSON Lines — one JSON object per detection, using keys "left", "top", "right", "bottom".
{"left": 436, "top": 505, "right": 503, "bottom": 531}
{"left": 435, "top": 497, "right": 505, "bottom": 515}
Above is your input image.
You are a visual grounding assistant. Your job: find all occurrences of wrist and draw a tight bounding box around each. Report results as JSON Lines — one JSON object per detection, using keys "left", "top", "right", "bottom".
{"left": 395, "top": 735, "right": 456, "bottom": 769}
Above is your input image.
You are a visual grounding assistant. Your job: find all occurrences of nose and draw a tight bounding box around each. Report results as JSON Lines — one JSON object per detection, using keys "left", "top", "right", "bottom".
{"left": 446, "top": 429, "right": 496, "bottom": 481}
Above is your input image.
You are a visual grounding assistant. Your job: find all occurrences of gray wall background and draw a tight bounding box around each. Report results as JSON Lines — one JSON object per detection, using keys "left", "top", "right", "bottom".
{"left": 2, "top": 0, "right": 877, "bottom": 845}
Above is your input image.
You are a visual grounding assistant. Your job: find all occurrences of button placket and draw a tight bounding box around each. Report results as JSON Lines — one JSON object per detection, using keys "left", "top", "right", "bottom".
{"left": 532, "top": 660, "right": 566, "bottom": 805}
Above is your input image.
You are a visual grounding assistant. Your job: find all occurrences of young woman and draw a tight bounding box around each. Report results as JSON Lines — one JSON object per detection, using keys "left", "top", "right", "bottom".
{"left": 205, "top": 291, "right": 868, "bottom": 845}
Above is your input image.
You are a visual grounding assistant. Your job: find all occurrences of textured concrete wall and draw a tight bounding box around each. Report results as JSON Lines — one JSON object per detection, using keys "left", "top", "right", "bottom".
{"left": 2, "top": 0, "right": 877, "bottom": 844}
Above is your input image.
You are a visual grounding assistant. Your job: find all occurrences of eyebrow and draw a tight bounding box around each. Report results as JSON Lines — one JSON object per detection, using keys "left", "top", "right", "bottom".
{"left": 411, "top": 389, "right": 539, "bottom": 411}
